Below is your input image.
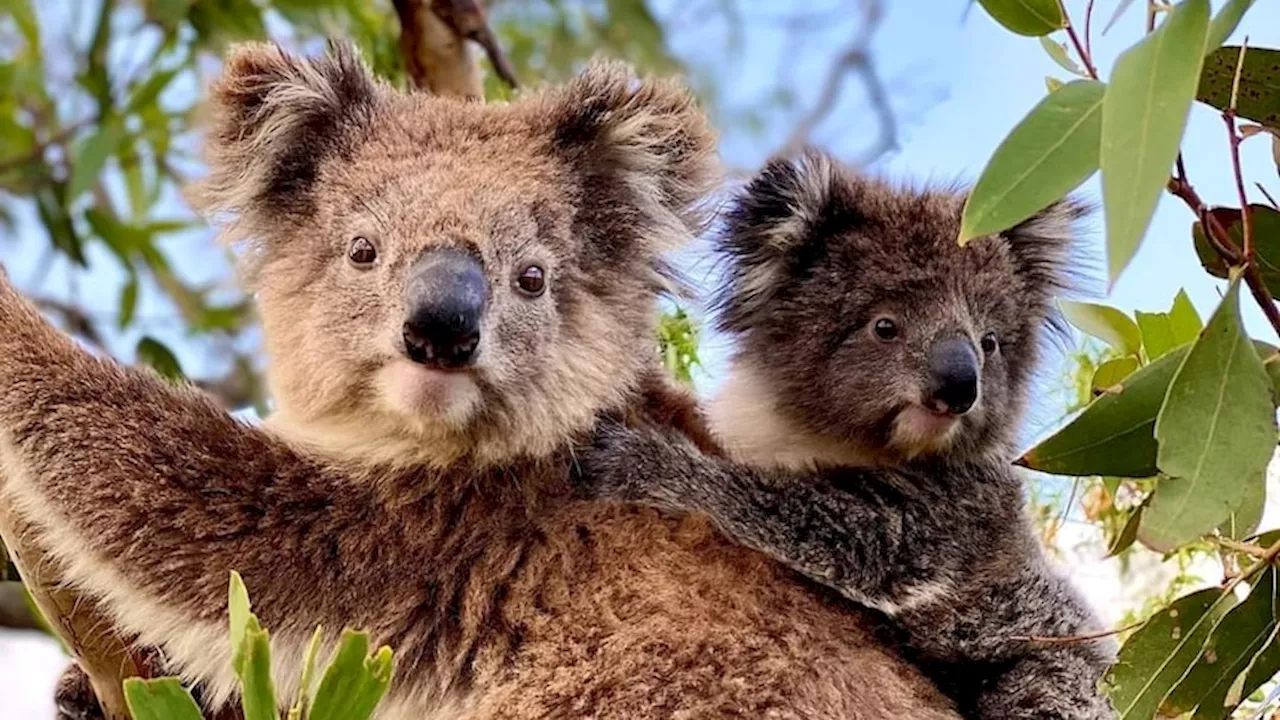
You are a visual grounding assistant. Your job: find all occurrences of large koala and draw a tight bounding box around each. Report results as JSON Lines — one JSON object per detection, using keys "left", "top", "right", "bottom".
{"left": 0, "top": 44, "right": 961, "bottom": 719}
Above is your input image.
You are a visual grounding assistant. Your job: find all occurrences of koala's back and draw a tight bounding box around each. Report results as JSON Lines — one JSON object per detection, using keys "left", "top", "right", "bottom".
{"left": 462, "top": 504, "right": 961, "bottom": 719}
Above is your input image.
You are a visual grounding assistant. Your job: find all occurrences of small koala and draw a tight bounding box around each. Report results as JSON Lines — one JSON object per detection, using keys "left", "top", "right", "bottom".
{"left": 580, "top": 149, "right": 1117, "bottom": 720}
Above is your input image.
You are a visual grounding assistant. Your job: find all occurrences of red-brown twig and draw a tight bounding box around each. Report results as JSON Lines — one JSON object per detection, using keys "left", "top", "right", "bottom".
{"left": 1083, "top": 0, "right": 1096, "bottom": 62}
{"left": 1011, "top": 618, "right": 1146, "bottom": 645}
{"left": 1057, "top": 0, "right": 1100, "bottom": 80}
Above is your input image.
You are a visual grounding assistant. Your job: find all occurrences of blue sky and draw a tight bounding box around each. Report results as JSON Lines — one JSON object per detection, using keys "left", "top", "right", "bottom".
{"left": 3, "top": 0, "right": 1278, "bottom": 443}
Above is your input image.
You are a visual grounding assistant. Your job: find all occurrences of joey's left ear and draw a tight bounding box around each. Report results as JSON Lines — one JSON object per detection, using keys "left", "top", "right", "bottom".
{"left": 999, "top": 197, "right": 1092, "bottom": 301}
{"left": 541, "top": 58, "right": 720, "bottom": 256}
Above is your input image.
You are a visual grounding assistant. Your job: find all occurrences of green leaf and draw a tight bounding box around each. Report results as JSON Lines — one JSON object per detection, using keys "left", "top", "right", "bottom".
{"left": 959, "top": 79, "right": 1103, "bottom": 242}
{"left": 1093, "top": 356, "right": 1141, "bottom": 394}
{"left": 1217, "top": 471, "right": 1266, "bottom": 541}
{"left": 290, "top": 625, "right": 325, "bottom": 719}
{"left": 1103, "top": 587, "right": 1237, "bottom": 720}
{"left": 136, "top": 337, "right": 184, "bottom": 382}
{"left": 123, "top": 677, "right": 204, "bottom": 720}
{"left": 1107, "top": 501, "right": 1145, "bottom": 557}
{"left": 1205, "top": 0, "right": 1254, "bottom": 53}
{"left": 1019, "top": 346, "right": 1188, "bottom": 477}
{"left": 1170, "top": 289, "right": 1203, "bottom": 344}
{"left": 67, "top": 119, "right": 125, "bottom": 203}
{"left": 309, "top": 630, "right": 395, "bottom": 720}
{"left": 975, "top": 0, "right": 1066, "bottom": 36}
{"left": 119, "top": 276, "right": 139, "bottom": 330}
{"left": 1215, "top": 623, "right": 1280, "bottom": 719}
{"left": 1039, "top": 36, "right": 1084, "bottom": 77}
{"left": 1197, "top": 47, "right": 1280, "bottom": 128}
{"left": 1060, "top": 300, "right": 1143, "bottom": 355}
{"left": 1101, "top": 0, "right": 1211, "bottom": 284}
{"left": 1045, "top": 76, "right": 1065, "bottom": 93}
{"left": 1142, "top": 279, "right": 1278, "bottom": 551}
{"left": 1168, "top": 567, "right": 1277, "bottom": 719}
{"left": 1192, "top": 205, "right": 1280, "bottom": 296}
{"left": 1136, "top": 311, "right": 1178, "bottom": 361}
{"left": 229, "top": 570, "right": 251, "bottom": 655}
{"left": 235, "top": 616, "right": 278, "bottom": 720}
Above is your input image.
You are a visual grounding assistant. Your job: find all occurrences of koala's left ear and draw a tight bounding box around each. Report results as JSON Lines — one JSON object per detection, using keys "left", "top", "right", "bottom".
{"left": 999, "top": 198, "right": 1091, "bottom": 300}
{"left": 542, "top": 58, "right": 720, "bottom": 255}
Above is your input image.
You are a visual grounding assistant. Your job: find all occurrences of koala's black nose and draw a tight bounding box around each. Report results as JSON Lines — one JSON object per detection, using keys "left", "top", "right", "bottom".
{"left": 402, "top": 248, "right": 487, "bottom": 369}
{"left": 927, "top": 337, "right": 979, "bottom": 415}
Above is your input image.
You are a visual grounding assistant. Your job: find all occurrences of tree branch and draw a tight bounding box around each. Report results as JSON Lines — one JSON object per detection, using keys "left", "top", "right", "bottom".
{"left": 391, "top": 0, "right": 517, "bottom": 97}
{"left": 778, "top": 0, "right": 895, "bottom": 165}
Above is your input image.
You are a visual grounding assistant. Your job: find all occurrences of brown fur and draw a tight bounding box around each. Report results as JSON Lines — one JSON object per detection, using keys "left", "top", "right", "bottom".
{"left": 2, "top": 45, "right": 961, "bottom": 719}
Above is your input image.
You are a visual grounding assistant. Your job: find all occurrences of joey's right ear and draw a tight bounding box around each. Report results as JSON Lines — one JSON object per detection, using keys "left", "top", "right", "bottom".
{"left": 191, "top": 41, "right": 381, "bottom": 225}
{"left": 713, "top": 148, "right": 837, "bottom": 335}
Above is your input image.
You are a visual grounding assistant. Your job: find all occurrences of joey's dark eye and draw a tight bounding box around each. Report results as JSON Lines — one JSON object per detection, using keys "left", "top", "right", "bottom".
{"left": 516, "top": 264, "right": 546, "bottom": 297}
{"left": 348, "top": 237, "right": 377, "bottom": 268}
{"left": 873, "top": 318, "right": 898, "bottom": 341}
{"left": 981, "top": 332, "right": 999, "bottom": 354}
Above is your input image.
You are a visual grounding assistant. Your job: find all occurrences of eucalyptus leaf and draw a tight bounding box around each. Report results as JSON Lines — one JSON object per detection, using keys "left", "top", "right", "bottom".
{"left": 1101, "top": 0, "right": 1210, "bottom": 284}
{"left": 1093, "top": 356, "right": 1141, "bottom": 394}
{"left": 1038, "top": 36, "right": 1083, "bottom": 76}
{"left": 1143, "top": 279, "right": 1278, "bottom": 551}
{"left": 123, "top": 678, "right": 204, "bottom": 720}
{"left": 309, "top": 630, "right": 395, "bottom": 720}
{"left": 1167, "top": 567, "right": 1277, "bottom": 719}
{"left": 67, "top": 120, "right": 125, "bottom": 203}
{"left": 1197, "top": 47, "right": 1280, "bottom": 128}
{"left": 1060, "top": 300, "right": 1143, "bottom": 355}
{"left": 1205, "top": 0, "right": 1255, "bottom": 53}
{"left": 975, "top": 0, "right": 1066, "bottom": 36}
{"left": 1019, "top": 346, "right": 1188, "bottom": 477}
{"left": 1102, "top": 587, "right": 1237, "bottom": 720}
{"left": 959, "top": 80, "right": 1103, "bottom": 242}
{"left": 136, "top": 337, "right": 184, "bottom": 382}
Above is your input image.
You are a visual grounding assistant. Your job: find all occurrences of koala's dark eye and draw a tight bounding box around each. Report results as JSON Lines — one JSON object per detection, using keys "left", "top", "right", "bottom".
{"left": 981, "top": 332, "right": 999, "bottom": 354}
{"left": 516, "top": 264, "right": 546, "bottom": 297}
{"left": 348, "top": 237, "right": 378, "bottom": 268}
{"left": 873, "top": 318, "right": 898, "bottom": 341}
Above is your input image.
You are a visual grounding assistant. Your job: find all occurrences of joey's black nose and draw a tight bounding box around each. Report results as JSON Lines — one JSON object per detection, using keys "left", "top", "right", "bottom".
{"left": 402, "top": 249, "right": 487, "bottom": 369}
{"left": 927, "top": 337, "right": 979, "bottom": 415}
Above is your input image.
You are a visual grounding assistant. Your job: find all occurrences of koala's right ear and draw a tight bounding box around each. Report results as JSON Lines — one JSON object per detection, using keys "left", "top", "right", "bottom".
{"left": 191, "top": 41, "right": 380, "bottom": 225}
{"left": 713, "top": 148, "right": 837, "bottom": 335}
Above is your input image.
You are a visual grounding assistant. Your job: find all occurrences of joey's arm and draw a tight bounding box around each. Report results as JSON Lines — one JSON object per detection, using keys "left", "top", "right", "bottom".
{"left": 580, "top": 421, "right": 961, "bottom": 612}
{"left": 0, "top": 276, "right": 400, "bottom": 684}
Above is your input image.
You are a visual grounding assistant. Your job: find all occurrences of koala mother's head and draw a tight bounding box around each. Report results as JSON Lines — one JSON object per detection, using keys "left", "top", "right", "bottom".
{"left": 192, "top": 43, "right": 717, "bottom": 467}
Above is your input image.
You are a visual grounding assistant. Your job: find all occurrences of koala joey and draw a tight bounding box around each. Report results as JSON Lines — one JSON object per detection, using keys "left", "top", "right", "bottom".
{"left": 580, "top": 150, "right": 1117, "bottom": 720}
{"left": 1, "top": 47, "right": 969, "bottom": 720}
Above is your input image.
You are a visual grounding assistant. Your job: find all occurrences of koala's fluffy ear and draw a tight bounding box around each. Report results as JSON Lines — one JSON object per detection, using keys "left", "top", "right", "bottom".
{"left": 543, "top": 58, "right": 719, "bottom": 257}
{"left": 999, "top": 198, "right": 1091, "bottom": 301}
{"left": 192, "top": 41, "right": 380, "bottom": 225}
{"left": 713, "top": 148, "right": 837, "bottom": 335}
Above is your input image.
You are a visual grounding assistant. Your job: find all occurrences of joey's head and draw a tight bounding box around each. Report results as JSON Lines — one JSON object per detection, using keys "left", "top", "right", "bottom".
{"left": 192, "top": 43, "right": 717, "bottom": 466}
{"left": 713, "top": 150, "right": 1084, "bottom": 465}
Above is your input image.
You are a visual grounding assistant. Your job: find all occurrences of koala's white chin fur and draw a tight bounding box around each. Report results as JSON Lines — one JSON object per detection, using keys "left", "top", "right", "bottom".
{"left": 888, "top": 405, "right": 961, "bottom": 460}
{"left": 377, "top": 360, "right": 481, "bottom": 429}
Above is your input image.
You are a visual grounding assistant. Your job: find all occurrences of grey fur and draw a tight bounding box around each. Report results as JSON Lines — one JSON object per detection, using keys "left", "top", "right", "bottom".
{"left": 579, "top": 149, "right": 1116, "bottom": 719}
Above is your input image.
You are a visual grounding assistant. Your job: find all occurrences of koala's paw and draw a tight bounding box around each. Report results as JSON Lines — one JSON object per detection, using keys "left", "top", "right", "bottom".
{"left": 54, "top": 663, "right": 105, "bottom": 720}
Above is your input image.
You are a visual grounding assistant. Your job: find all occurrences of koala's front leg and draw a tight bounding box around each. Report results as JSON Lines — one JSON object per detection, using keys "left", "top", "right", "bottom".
{"left": 578, "top": 421, "right": 957, "bottom": 612}
{"left": 0, "top": 275, "right": 402, "bottom": 704}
